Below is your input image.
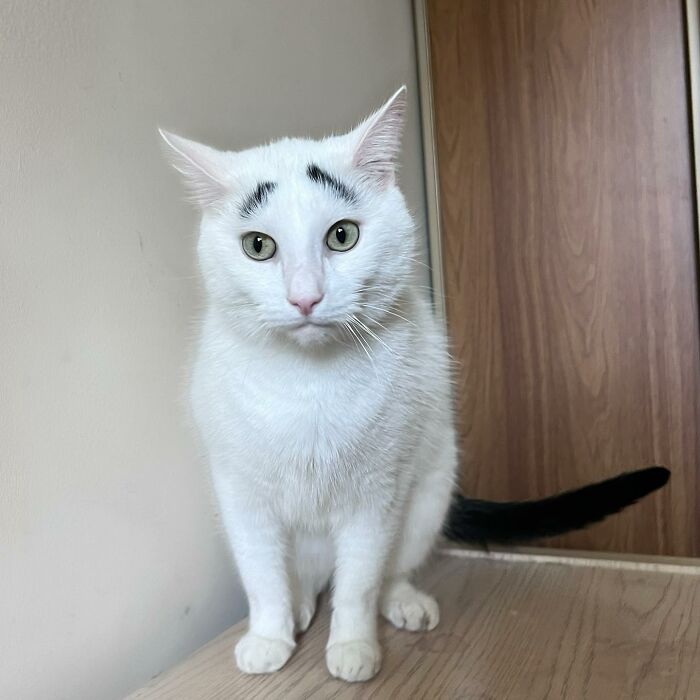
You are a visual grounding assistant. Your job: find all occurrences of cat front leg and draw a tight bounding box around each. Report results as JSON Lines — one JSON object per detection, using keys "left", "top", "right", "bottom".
{"left": 381, "top": 449, "right": 456, "bottom": 632}
{"left": 226, "top": 509, "right": 295, "bottom": 674}
{"left": 326, "top": 508, "right": 396, "bottom": 682}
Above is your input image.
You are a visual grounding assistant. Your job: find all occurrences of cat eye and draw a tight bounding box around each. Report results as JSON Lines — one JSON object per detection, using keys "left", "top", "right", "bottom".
{"left": 241, "top": 232, "right": 276, "bottom": 261}
{"left": 326, "top": 220, "right": 359, "bottom": 252}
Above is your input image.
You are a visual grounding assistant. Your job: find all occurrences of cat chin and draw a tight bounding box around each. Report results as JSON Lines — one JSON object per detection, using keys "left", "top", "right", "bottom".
{"left": 286, "top": 323, "right": 337, "bottom": 348}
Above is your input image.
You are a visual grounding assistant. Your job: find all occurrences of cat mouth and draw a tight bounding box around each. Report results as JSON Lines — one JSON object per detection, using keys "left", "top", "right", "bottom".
{"left": 283, "top": 318, "right": 338, "bottom": 346}
{"left": 287, "top": 318, "right": 334, "bottom": 330}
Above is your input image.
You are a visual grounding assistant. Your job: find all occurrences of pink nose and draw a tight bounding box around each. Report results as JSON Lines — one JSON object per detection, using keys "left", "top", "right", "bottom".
{"left": 288, "top": 293, "right": 323, "bottom": 316}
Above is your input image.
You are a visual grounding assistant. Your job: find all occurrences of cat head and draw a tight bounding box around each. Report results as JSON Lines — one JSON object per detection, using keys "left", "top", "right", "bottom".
{"left": 160, "top": 87, "right": 416, "bottom": 349}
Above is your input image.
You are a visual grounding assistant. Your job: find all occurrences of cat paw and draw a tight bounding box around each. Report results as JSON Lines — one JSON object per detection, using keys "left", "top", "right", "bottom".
{"left": 326, "top": 640, "right": 382, "bottom": 682}
{"left": 295, "top": 599, "right": 316, "bottom": 633}
{"left": 234, "top": 633, "right": 294, "bottom": 674}
{"left": 381, "top": 584, "right": 439, "bottom": 631}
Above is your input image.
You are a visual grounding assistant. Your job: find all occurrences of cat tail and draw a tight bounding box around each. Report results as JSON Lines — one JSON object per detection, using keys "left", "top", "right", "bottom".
{"left": 443, "top": 466, "right": 669, "bottom": 546}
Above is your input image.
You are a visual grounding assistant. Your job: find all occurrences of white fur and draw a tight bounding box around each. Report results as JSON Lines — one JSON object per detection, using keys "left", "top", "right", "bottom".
{"left": 161, "top": 87, "right": 458, "bottom": 682}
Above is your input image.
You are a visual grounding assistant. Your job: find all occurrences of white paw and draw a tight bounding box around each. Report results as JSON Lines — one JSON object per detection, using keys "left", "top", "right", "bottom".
{"left": 326, "top": 640, "right": 382, "bottom": 682}
{"left": 234, "top": 633, "right": 294, "bottom": 674}
{"left": 295, "top": 600, "right": 316, "bottom": 633}
{"left": 381, "top": 586, "right": 440, "bottom": 631}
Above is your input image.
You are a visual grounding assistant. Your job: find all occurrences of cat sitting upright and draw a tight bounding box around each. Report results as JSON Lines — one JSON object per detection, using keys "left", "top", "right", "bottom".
{"left": 160, "top": 87, "right": 668, "bottom": 682}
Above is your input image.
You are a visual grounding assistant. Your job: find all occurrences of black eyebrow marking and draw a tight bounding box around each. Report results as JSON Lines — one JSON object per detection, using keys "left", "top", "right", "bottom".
{"left": 240, "top": 181, "right": 276, "bottom": 218}
{"left": 306, "top": 164, "right": 358, "bottom": 205}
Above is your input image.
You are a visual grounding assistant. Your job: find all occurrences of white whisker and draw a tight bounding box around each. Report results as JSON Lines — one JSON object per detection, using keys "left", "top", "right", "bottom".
{"left": 351, "top": 314, "right": 396, "bottom": 357}
{"left": 343, "top": 321, "right": 372, "bottom": 365}
{"left": 361, "top": 303, "right": 417, "bottom": 327}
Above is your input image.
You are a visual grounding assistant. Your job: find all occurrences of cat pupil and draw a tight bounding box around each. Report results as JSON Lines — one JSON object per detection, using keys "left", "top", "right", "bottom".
{"left": 336, "top": 227, "right": 346, "bottom": 244}
{"left": 254, "top": 237, "right": 263, "bottom": 253}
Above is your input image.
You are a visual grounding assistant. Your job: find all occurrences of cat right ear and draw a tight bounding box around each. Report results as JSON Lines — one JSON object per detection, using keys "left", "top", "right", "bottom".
{"left": 158, "top": 129, "right": 230, "bottom": 208}
{"left": 349, "top": 86, "right": 407, "bottom": 187}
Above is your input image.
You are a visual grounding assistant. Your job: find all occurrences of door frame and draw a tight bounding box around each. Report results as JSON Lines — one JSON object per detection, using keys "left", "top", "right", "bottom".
{"left": 413, "top": 0, "right": 446, "bottom": 326}
{"left": 687, "top": 0, "right": 700, "bottom": 249}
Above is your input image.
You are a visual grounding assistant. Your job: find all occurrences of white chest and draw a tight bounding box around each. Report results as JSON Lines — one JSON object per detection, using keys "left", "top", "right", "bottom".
{"left": 193, "top": 336, "right": 421, "bottom": 525}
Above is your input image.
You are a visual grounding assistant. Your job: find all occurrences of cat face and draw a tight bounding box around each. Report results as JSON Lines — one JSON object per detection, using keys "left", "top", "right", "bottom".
{"left": 161, "top": 88, "right": 416, "bottom": 348}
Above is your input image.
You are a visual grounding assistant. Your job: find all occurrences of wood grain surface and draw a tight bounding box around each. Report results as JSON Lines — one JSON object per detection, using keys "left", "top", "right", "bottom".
{"left": 127, "top": 548, "right": 700, "bottom": 699}
{"left": 426, "top": 0, "right": 700, "bottom": 555}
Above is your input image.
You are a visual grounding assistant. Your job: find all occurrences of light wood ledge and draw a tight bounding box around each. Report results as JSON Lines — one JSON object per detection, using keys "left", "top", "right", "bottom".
{"left": 128, "top": 548, "right": 700, "bottom": 699}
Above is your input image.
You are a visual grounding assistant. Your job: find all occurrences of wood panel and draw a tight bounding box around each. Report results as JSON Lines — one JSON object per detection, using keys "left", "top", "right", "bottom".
{"left": 427, "top": 0, "right": 700, "bottom": 555}
{"left": 128, "top": 548, "right": 700, "bottom": 699}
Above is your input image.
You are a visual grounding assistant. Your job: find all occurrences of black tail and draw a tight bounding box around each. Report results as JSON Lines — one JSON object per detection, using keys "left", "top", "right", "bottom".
{"left": 443, "top": 466, "right": 669, "bottom": 546}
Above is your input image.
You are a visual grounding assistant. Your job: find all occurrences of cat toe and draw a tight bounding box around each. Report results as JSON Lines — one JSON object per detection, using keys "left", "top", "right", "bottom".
{"left": 234, "top": 633, "right": 294, "bottom": 674}
{"left": 381, "top": 586, "right": 440, "bottom": 631}
{"left": 326, "top": 640, "right": 381, "bottom": 682}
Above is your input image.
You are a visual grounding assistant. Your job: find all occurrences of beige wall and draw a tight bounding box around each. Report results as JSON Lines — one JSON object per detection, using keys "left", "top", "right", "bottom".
{"left": 0, "top": 1, "right": 426, "bottom": 698}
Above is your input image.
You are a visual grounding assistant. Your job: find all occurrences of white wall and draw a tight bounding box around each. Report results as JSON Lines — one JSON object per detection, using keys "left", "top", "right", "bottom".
{"left": 0, "top": 1, "right": 426, "bottom": 698}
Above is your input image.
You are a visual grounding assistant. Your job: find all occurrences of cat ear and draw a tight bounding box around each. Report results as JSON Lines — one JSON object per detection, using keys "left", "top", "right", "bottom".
{"left": 350, "top": 86, "right": 407, "bottom": 187}
{"left": 158, "top": 129, "right": 230, "bottom": 208}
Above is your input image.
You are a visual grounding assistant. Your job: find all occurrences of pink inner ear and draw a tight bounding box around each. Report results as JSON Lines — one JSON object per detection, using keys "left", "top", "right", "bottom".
{"left": 352, "top": 86, "right": 407, "bottom": 186}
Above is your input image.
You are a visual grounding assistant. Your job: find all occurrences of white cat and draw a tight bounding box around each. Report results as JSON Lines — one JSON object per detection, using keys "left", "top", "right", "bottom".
{"left": 160, "top": 88, "right": 668, "bottom": 683}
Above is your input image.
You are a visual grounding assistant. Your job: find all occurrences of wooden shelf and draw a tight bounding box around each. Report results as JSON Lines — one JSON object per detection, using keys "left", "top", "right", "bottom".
{"left": 128, "top": 548, "right": 700, "bottom": 699}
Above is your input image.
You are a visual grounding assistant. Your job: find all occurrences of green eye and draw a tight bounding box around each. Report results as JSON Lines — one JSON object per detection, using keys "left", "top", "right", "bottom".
{"left": 326, "top": 220, "right": 359, "bottom": 252}
{"left": 242, "top": 232, "right": 276, "bottom": 261}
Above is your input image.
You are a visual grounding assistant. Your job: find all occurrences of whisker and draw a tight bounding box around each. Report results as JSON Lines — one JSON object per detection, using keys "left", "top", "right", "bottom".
{"left": 407, "top": 257, "right": 433, "bottom": 271}
{"left": 361, "top": 303, "right": 417, "bottom": 327}
{"left": 344, "top": 321, "right": 373, "bottom": 366}
{"left": 363, "top": 316, "right": 394, "bottom": 337}
{"left": 348, "top": 320, "right": 374, "bottom": 362}
{"left": 351, "top": 314, "right": 396, "bottom": 357}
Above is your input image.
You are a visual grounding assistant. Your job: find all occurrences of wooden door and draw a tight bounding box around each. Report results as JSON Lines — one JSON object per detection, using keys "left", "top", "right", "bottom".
{"left": 427, "top": 0, "right": 700, "bottom": 555}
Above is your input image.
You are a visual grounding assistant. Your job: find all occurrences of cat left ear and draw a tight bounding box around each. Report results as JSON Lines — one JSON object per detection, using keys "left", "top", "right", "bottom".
{"left": 159, "top": 129, "right": 230, "bottom": 208}
{"left": 350, "top": 86, "right": 407, "bottom": 187}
